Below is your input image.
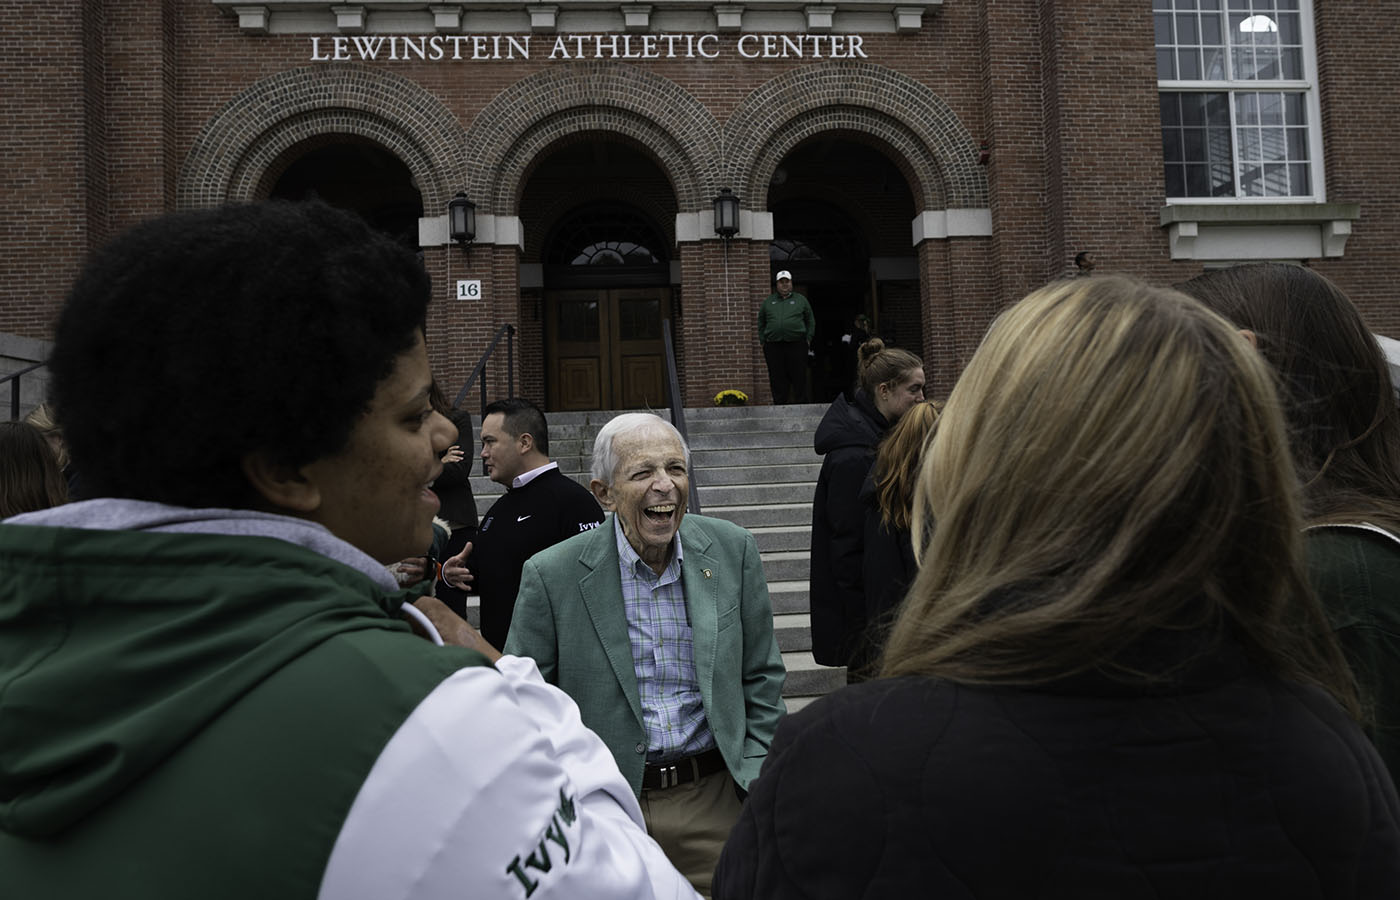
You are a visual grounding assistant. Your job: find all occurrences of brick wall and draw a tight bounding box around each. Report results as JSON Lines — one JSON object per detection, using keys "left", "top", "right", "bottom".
{"left": 4, "top": 0, "right": 1395, "bottom": 404}
{"left": 1310, "top": 3, "right": 1400, "bottom": 336}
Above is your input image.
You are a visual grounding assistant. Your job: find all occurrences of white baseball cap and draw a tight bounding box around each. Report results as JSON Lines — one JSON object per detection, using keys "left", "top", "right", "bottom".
{"left": 776, "top": 270, "right": 792, "bottom": 281}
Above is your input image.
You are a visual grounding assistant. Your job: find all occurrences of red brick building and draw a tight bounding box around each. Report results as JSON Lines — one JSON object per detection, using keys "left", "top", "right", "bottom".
{"left": 3, "top": 0, "right": 1393, "bottom": 412}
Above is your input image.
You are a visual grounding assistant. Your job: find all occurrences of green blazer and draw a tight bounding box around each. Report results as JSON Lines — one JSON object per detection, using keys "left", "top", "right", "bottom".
{"left": 504, "top": 513, "right": 787, "bottom": 795}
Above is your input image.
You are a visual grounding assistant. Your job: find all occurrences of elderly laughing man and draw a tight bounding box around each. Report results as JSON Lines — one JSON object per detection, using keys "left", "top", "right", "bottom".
{"left": 504, "top": 413, "right": 786, "bottom": 898}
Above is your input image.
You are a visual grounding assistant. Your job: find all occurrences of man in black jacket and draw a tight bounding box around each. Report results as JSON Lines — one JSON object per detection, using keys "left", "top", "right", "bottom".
{"left": 442, "top": 398, "right": 604, "bottom": 647}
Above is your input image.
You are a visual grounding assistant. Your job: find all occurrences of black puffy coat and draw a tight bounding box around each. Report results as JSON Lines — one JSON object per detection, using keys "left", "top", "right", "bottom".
{"left": 715, "top": 643, "right": 1400, "bottom": 899}
{"left": 859, "top": 471, "right": 916, "bottom": 666}
{"left": 809, "top": 390, "right": 888, "bottom": 667}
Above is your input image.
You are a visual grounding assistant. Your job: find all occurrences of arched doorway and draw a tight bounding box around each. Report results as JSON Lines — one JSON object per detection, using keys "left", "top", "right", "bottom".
{"left": 522, "top": 139, "right": 678, "bottom": 411}
{"left": 266, "top": 138, "right": 423, "bottom": 249}
{"left": 541, "top": 202, "right": 672, "bottom": 410}
{"left": 770, "top": 197, "right": 868, "bottom": 400}
{"left": 768, "top": 137, "right": 918, "bottom": 401}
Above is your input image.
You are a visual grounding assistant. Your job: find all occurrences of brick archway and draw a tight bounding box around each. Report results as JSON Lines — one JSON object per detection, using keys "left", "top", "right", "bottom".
{"left": 725, "top": 62, "right": 988, "bottom": 210}
{"left": 469, "top": 61, "right": 721, "bottom": 214}
{"left": 178, "top": 65, "right": 467, "bottom": 210}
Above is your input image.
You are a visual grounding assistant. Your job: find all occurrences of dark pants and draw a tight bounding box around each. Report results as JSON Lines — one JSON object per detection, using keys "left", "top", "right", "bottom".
{"left": 763, "top": 340, "right": 808, "bottom": 404}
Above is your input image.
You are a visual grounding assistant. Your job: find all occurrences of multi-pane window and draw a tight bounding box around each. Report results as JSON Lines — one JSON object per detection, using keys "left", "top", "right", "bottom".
{"left": 1156, "top": 0, "right": 1317, "bottom": 200}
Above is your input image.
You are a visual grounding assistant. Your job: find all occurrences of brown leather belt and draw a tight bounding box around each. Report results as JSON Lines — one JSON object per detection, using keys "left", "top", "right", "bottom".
{"left": 641, "top": 747, "right": 726, "bottom": 791}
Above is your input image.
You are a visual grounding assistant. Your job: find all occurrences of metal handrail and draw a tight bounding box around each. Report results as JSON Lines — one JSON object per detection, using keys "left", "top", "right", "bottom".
{"left": 452, "top": 323, "right": 516, "bottom": 418}
{"left": 2, "top": 360, "right": 46, "bottom": 421}
{"left": 662, "top": 318, "right": 700, "bottom": 514}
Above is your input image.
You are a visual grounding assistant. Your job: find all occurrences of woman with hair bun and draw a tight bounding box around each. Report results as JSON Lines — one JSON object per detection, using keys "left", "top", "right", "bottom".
{"left": 809, "top": 338, "right": 925, "bottom": 679}
{"left": 1181, "top": 262, "right": 1400, "bottom": 777}
{"left": 717, "top": 276, "right": 1399, "bottom": 897}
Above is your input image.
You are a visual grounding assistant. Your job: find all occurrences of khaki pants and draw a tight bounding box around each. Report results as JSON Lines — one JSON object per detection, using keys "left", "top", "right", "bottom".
{"left": 639, "top": 770, "right": 743, "bottom": 898}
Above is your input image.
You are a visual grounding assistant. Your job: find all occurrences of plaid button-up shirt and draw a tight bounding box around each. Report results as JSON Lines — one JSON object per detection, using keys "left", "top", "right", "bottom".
{"left": 614, "top": 515, "right": 716, "bottom": 763}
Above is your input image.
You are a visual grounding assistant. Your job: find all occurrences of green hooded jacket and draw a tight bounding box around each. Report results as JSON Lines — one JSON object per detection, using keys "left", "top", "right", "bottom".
{"left": 0, "top": 521, "right": 489, "bottom": 898}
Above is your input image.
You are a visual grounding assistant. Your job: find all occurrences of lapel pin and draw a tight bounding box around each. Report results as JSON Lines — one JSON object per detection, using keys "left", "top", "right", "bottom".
{"left": 703, "top": 568, "right": 713, "bottom": 578}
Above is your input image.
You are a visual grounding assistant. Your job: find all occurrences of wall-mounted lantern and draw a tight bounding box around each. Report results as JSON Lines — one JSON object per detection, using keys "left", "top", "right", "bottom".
{"left": 448, "top": 192, "right": 476, "bottom": 245}
{"left": 713, "top": 188, "right": 739, "bottom": 239}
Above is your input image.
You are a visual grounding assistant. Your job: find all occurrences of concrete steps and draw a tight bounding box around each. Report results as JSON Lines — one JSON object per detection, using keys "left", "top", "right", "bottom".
{"left": 464, "top": 402, "right": 846, "bottom": 703}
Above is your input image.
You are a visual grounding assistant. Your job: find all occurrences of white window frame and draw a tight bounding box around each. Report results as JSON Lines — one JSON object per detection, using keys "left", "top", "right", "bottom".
{"left": 1156, "top": 0, "right": 1325, "bottom": 205}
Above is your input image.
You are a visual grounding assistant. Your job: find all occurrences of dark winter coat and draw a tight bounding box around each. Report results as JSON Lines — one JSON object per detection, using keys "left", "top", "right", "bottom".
{"left": 1308, "top": 524, "right": 1400, "bottom": 779}
{"left": 434, "top": 409, "right": 479, "bottom": 530}
{"left": 809, "top": 390, "right": 888, "bottom": 668}
{"left": 715, "top": 638, "right": 1400, "bottom": 898}
{"left": 859, "top": 472, "right": 917, "bottom": 668}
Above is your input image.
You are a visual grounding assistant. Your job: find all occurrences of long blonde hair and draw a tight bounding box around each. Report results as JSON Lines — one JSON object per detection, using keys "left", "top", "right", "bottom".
{"left": 882, "top": 276, "right": 1358, "bottom": 717}
{"left": 23, "top": 403, "right": 68, "bottom": 470}
{"left": 873, "top": 400, "right": 942, "bottom": 532}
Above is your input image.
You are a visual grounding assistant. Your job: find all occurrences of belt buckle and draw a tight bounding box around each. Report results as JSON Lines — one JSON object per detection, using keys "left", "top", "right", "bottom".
{"left": 660, "top": 763, "right": 679, "bottom": 789}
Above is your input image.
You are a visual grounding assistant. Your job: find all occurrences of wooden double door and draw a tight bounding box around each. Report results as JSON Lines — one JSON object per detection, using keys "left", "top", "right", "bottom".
{"left": 546, "top": 287, "right": 672, "bottom": 411}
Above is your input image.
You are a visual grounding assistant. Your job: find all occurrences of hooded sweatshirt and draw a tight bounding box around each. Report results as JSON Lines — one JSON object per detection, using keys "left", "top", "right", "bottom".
{"left": 809, "top": 391, "right": 888, "bottom": 668}
{"left": 0, "top": 500, "right": 697, "bottom": 900}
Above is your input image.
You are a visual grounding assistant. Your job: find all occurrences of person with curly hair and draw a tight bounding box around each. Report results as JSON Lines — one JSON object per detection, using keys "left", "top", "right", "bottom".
{"left": 0, "top": 201, "right": 697, "bottom": 900}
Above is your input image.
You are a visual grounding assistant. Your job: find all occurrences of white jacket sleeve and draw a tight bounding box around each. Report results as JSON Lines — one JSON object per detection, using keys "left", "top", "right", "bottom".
{"left": 318, "top": 655, "right": 700, "bottom": 900}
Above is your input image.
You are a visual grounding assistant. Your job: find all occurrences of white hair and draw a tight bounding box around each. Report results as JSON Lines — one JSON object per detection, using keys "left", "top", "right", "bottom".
{"left": 590, "top": 413, "right": 691, "bottom": 485}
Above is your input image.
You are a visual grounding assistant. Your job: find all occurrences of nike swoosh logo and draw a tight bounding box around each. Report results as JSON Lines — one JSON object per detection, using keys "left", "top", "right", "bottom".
{"left": 517, "top": 515, "right": 532, "bottom": 522}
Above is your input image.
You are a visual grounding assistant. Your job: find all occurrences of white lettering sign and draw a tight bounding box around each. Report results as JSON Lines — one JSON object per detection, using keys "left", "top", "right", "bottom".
{"left": 308, "top": 34, "right": 867, "bottom": 62}
{"left": 456, "top": 279, "right": 482, "bottom": 301}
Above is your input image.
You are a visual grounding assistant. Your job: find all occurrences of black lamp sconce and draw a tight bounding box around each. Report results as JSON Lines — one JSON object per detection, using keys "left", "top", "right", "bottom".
{"left": 713, "top": 188, "right": 739, "bottom": 239}
{"left": 448, "top": 192, "right": 476, "bottom": 246}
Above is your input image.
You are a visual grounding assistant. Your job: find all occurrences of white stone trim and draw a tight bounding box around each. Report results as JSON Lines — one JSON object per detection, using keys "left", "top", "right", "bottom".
{"left": 804, "top": 5, "right": 835, "bottom": 30}
{"left": 893, "top": 5, "right": 924, "bottom": 32}
{"left": 910, "top": 208, "right": 993, "bottom": 244}
{"left": 743, "top": 209, "right": 774, "bottom": 241}
{"left": 330, "top": 4, "right": 365, "bottom": 32}
{"left": 1160, "top": 203, "right": 1359, "bottom": 261}
{"left": 1322, "top": 219, "right": 1352, "bottom": 258}
{"left": 527, "top": 4, "right": 559, "bottom": 31}
{"left": 232, "top": 4, "right": 270, "bottom": 33}
{"left": 621, "top": 4, "right": 653, "bottom": 31}
{"left": 714, "top": 4, "right": 744, "bottom": 31}
{"left": 214, "top": 0, "right": 945, "bottom": 35}
{"left": 419, "top": 213, "right": 524, "bottom": 250}
{"left": 675, "top": 211, "right": 708, "bottom": 243}
{"left": 674, "top": 208, "right": 773, "bottom": 242}
{"left": 1168, "top": 222, "right": 1346, "bottom": 261}
{"left": 429, "top": 4, "right": 463, "bottom": 31}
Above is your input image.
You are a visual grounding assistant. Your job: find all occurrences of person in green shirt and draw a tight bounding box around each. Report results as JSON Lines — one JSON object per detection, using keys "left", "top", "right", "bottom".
{"left": 757, "top": 270, "right": 815, "bottom": 403}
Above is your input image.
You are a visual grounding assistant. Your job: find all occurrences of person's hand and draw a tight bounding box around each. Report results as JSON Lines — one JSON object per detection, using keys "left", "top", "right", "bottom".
{"left": 441, "top": 444, "right": 465, "bottom": 464}
{"left": 442, "top": 541, "right": 475, "bottom": 590}
{"left": 389, "top": 556, "right": 430, "bottom": 586}
{"left": 409, "top": 596, "right": 503, "bottom": 663}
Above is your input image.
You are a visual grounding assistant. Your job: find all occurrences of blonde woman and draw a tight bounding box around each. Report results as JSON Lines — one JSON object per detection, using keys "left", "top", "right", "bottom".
{"left": 715, "top": 276, "right": 1399, "bottom": 897}
{"left": 0, "top": 421, "right": 67, "bottom": 518}
{"left": 858, "top": 399, "right": 941, "bottom": 672}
